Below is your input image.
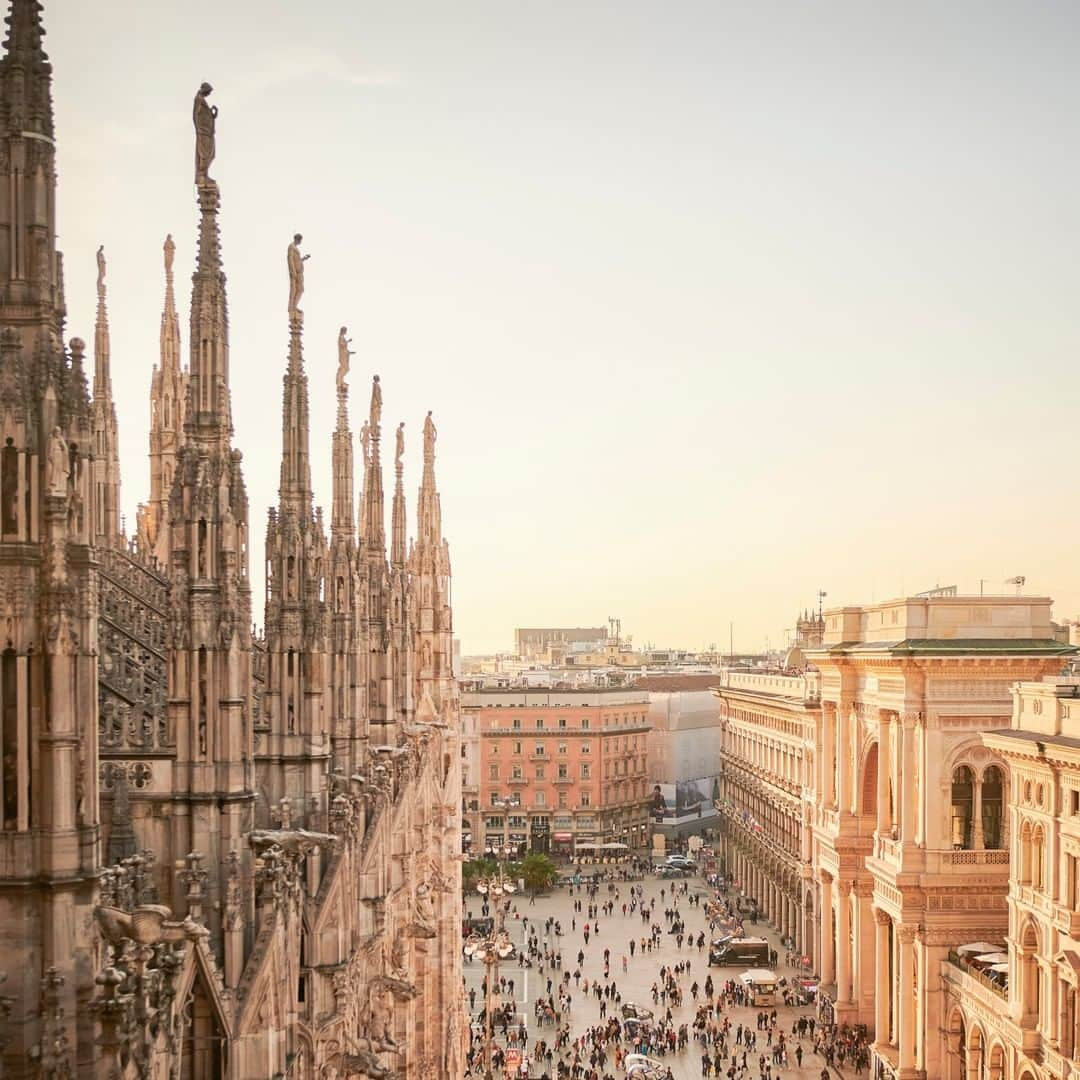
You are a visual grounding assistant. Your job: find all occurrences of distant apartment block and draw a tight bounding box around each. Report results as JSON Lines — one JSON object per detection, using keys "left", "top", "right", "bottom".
{"left": 461, "top": 688, "right": 651, "bottom": 856}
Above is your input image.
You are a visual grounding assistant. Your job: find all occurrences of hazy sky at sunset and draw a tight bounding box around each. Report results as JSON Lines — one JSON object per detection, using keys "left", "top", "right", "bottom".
{"left": 46, "top": 1, "right": 1080, "bottom": 654}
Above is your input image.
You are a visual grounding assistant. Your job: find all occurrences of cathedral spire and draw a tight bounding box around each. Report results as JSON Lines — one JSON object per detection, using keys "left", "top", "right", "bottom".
{"left": 1, "top": 0, "right": 53, "bottom": 139}
{"left": 361, "top": 375, "right": 385, "bottom": 557}
{"left": 0, "top": 0, "right": 59, "bottom": 330}
{"left": 160, "top": 232, "right": 181, "bottom": 377}
{"left": 390, "top": 421, "right": 405, "bottom": 567}
{"left": 417, "top": 409, "right": 442, "bottom": 549}
{"left": 93, "top": 244, "right": 110, "bottom": 394}
{"left": 278, "top": 236, "right": 312, "bottom": 514}
{"left": 331, "top": 327, "right": 354, "bottom": 541}
{"left": 186, "top": 83, "right": 231, "bottom": 449}
{"left": 140, "top": 234, "right": 187, "bottom": 561}
{"left": 91, "top": 244, "right": 121, "bottom": 543}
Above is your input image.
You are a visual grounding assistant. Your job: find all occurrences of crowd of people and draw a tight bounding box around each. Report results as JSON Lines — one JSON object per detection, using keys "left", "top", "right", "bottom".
{"left": 462, "top": 860, "right": 869, "bottom": 1080}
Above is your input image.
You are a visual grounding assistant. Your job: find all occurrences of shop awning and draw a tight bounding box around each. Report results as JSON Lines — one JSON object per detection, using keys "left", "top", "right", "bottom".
{"left": 553, "top": 832, "right": 572, "bottom": 841}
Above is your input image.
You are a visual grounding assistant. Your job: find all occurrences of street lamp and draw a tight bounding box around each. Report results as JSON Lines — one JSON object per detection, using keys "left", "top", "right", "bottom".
{"left": 465, "top": 861, "right": 517, "bottom": 1080}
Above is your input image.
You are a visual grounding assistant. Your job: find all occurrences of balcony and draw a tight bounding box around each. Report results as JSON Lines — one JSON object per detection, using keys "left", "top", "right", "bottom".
{"left": 529, "top": 753, "right": 548, "bottom": 763}
{"left": 554, "top": 776, "right": 574, "bottom": 785}
{"left": 507, "top": 776, "right": 529, "bottom": 786}
{"left": 944, "top": 951, "right": 1007, "bottom": 1001}
{"left": 1056, "top": 907, "right": 1080, "bottom": 938}
{"left": 941, "top": 849, "right": 1009, "bottom": 867}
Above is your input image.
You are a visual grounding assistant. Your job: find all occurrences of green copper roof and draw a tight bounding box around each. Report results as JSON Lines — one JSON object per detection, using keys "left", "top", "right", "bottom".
{"left": 823, "top": 638, "right": 1076, "bottom": 656}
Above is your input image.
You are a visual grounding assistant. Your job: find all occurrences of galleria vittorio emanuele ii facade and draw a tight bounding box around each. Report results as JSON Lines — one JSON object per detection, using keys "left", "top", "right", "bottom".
{"left": 716, "top": 595, "right": 1080, "bottom": 1080}
{"left": 0, "top": 1, "right": 465, "bottom": 1076}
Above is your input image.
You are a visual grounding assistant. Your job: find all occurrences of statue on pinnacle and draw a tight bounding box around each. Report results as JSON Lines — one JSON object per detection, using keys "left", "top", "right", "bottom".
{"left": 193, "top": 82, "right": 218, "bottom": 186}
{"left": 337, "top": 326, "right": 353, "bottom": 391}
{"left": 288, "top": 233, "right": 309, "bottom": 320}
{"left": 424, "top": 410, "right": 437, "bottom": 462}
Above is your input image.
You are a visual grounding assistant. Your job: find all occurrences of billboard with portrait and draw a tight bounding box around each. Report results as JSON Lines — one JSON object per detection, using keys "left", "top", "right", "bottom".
{"left": 650, "top": 776, "right": 720, "bottom": 824}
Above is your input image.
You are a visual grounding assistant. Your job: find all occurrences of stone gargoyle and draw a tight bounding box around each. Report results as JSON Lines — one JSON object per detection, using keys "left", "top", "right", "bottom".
{"left": 338, "top": 1046, "right": 398, "bottom": 1080}
{"left": 95, "top": 904, "right": 203, "bottom": 946}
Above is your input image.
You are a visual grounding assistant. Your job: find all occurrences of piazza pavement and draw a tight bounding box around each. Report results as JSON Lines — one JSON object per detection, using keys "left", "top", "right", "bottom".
{"left": 462, "top": 864, "right": 860, "bottom": 1080}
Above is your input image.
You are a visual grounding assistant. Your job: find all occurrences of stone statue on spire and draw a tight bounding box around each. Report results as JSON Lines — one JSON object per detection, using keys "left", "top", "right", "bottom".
{"left": 423, "top": 410, "right": 437, "bottom": 462}
{"left": 337, "top": 326, "right": 353, "bottom": 392}
{"left": 164, "top": 233, "right": 175, "bottom": 281}
{"left": 359, "top": 421, "right": 371, "bottom": 466}
{"left": 96, "top": 245, "right": 106, "bottom": 295}
{"left": 370, "top": 375, "right": 382, "bottom": 432}
{"left": 193, "top": 82, "right": 217, "bottom": 185}
{"left": 395, "top": 422, "right": 405, "bottom": 472}
{"left": 287, "top": 234, "right": 309, "bottom": 319}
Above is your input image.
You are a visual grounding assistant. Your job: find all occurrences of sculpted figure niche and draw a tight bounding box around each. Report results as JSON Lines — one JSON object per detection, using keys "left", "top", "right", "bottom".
{"left": 46, "top": 426, "right": 69, "bottom": 495}
{"left": 193, "top": 82, "right": 217, "bottom": 185}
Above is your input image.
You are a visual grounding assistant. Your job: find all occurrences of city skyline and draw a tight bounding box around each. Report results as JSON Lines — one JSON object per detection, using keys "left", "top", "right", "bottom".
{"left": 50, "top": 0, "right": 1080, "bottom": 654}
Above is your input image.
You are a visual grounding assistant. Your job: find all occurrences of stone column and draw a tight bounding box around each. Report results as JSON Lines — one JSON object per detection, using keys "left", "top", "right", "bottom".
{"left": 874, "top": 908, "right": 890, "bottom": 1043}
{"left": 972, "top": 774, "right": 984, "bottom": 850}
{"left": 877, "top": 711, "right": 892, "bottom": 835}
{"left": 822, "top": 703, "right": 836, "bottom": 808}
{"left": 820, "top": 872, "right": 834, "bottom": 985}
{"left": 900, "top": 720, "right": 917, "bottom": 845}
{"left": 898, "top": 925, "right": 916, "bottom": 1071}
{"left": 836, "top": 879, "right": 851, "bottom": 1004}
{"left": 836, "top": 706, "right": 850, "bottom": 814}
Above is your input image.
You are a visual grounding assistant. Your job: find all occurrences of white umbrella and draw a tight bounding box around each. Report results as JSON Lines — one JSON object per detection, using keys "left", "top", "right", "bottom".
{"left": 957, "top": 941, "right": 1001, "bottom": 955}
{"left": 989, "top": 963, "right": 1009, "bottom": 973}
{"left": 974, "top": 952, "right": 1009, "bottom": 965}
{"left": 602, "top": 842, "right": 629, "bottom": 850}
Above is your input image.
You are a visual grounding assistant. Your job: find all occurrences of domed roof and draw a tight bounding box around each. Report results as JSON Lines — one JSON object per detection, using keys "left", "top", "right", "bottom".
{"left": 783, "top": 645, "right": 805, "bottom": 671}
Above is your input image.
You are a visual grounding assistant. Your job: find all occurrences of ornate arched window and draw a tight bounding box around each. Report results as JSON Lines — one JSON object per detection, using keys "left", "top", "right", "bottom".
{"left": 951, "top": 765, "right": 975, "bottom": 850}
{"left": 1032, "top": 825, "right": 1046, "bottom": 891}
{"left": 981, "top": 766, "right": 1004, "bottom": 849}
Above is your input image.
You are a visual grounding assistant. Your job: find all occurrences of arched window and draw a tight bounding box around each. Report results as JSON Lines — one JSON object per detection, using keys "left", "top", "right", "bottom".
{"left": 862, "top": 743, "right": 878, "bottom": 816}
{"left": 1019, "top": 920, "right": 1040, "bottom": 1026}
{"left": 1019, "top": 820, "right": 1033, "bottom": 884}
{"left": 1032, "top": 826, "right": 1046, "bottom": 891}
{"left": 951, "top": 765, "right": 974, "bottom": 850}
{"left": 981, "top": 766, "right": 1004, "bottom": 849}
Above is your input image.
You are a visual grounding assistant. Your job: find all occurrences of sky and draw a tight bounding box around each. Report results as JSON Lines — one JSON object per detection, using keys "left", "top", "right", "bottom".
{"left": 45, "top": 0, "right": 1080, "bottom": 655}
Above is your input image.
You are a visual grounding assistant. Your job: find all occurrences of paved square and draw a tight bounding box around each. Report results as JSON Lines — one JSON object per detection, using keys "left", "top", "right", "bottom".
{"left": 462, "top": 868, "right": 857, "bottom": 1079}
